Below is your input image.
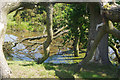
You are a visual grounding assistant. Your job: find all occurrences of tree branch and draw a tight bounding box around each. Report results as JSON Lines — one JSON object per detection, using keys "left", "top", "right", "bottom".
{"left": 80, "top": 27, "right": 106, "bottom": 65}
{"left": 109, "top": 43, "right": 120, "bottom": 63}
{"left": 14, "top": 29, "right": 69, "bottom": 48}
{"left": 21, "top": 30, "right": 69, "bottom": 47}
{"left": 54, "top": 25, "right": 68, "bottom": 36}
{"left": 18, "top": 26, "right": 68, "bottom": 43}
{"left": 53, "top": 30, "right": 69, "bottom": 39}
{"left": 107, "top": 20, "right": 120, "bottom": 40}
{"left": 20, "top": 35, "right": 47, "bottom": 42}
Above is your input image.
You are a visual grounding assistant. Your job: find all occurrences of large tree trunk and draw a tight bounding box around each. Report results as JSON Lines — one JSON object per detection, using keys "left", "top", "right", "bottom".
{"left": 99, "top": 34, "right": 111, "bottom": 64}
{"left": 0, "top": 4, "right": 11, "bottom": 78}
{"left": 87, "top": 3, "right": 111, "bottom": 64}
{"left": 38, "top": 3, "right": 53, "bottom": 64}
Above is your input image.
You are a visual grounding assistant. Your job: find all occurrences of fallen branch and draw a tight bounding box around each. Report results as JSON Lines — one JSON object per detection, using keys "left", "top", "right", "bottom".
{"left": 20, "top": 35, "right": 47, "bottom": 42}
{"left": 54, "top": 25, "right": 68, "bottom": 36}
{"left": 23, "top": 30, "right": 69, "bottom": 47}
{"left": 53, "top": 30, "right": 69, "bottom": 39}
{"left": 18, "top": 25, "right": 68, "bottom": 43}
{"left": 13, "top": 28, "right": 69, "bottom": 49}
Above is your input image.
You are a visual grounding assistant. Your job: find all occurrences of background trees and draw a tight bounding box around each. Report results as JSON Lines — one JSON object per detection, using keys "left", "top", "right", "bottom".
{"left": 7, "top": 2, "right": 120, "bottom": 64}
{"left": 0, "top": 1, "right": 120, "bottom": 78}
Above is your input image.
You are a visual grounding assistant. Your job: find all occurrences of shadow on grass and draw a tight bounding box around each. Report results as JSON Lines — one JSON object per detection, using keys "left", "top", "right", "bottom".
{"left": 43, "top": 63, "right": 77, "bottom": 80}
{"left": 19, "top": 62, "right": 37, "bottom": 66}
{"left": 20, "top": 64, "right": 34, "bottom": 66}
{"left": 55, "top": 58, "right": 84, "bottom": 60}
{"left": 43, "top": 62, "right": 118, "bottom": 79}
{"left": 8, "top": 63, "right": 14, "bottom": 65}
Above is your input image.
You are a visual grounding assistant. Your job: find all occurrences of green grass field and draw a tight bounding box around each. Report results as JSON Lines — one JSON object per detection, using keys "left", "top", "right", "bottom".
{"left": 7, "top": 61, "right": 119, "bottom": 78}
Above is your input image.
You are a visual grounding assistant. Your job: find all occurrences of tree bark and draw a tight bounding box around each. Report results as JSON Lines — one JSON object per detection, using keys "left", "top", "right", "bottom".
{"left": 81, "top": 26, "right": 107, "bottom": 64}
{"left": 99, "top": 34, "right": 110, "bottom": 64}
{"left": 87, "top": 3, "right": 111, "bottom": 64}
{"left": 0, "top": 1, "right": 39, "bottom": 78}
{"left": 38, "top": 3, "right": 53, "bottom": 64}
{"left": 0, "top": 3, "right": 11, "bottom": 78}
{"left": 87, "top": 3, "right": 101, "bottom": 63}
{"left": 107, "top": 20, "right": 120, "bottom": 39}
{"left": 73, "top": 36, "right": 79, "bottom": 57}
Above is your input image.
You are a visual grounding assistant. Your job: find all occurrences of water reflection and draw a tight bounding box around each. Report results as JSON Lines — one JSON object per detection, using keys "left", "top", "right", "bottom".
{"left": 4, "top": 31, "right": 119, "bottom": 64}
{"left": 4, "top": 34, "right": 17, "bottom": 42}
{"left": 4, "top": 31, "right": 70, "bottom": 62}
{"left": 4, "top": 33, "right": 43, "bottom": 61}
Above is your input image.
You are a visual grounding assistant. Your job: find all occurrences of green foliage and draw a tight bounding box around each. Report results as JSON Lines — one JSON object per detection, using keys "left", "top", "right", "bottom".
{"left": 61, "top": 3, "right": 89, "bottom": 49}
{"left": 53, "top": 3, "right": 68, "bottom": 29}
{"left": 108, "top": 21, "right": 120, "bottom": 65}
{"left": 7, "top": 5, "right": 47, "bottom": 32}
{"left": 7, "top": 3, "right": 89, "bottom": 49}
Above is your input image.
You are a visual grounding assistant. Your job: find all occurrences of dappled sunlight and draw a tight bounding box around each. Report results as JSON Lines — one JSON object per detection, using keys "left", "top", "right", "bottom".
{"left": 0, "top": 1, "right": 119, "bottom": 78}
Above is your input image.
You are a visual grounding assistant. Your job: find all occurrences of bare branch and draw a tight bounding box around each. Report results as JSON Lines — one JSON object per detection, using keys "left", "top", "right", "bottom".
{"left": 13, "top": 7, "right": 25, "bottom": 17}
{"left": 54, "top": 25, "right": 68, "bottom": 36}
{"left": 20, "top": 35, "right": 47, "bottom": 43}
{"left": 28, "top": 41, "right": 44, "bottom": 45}
{"left": 19, "top": 26, "right": 68, "bottom": 43}
{"left": 53, "top": 30, "right": 69, "bottom": 39}
{"left": 14, "top": 29, "right": 69, "bottom": 48}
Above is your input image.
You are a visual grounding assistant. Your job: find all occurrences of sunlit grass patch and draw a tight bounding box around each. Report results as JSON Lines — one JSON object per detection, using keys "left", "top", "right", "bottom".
{"left": 7, "top": 60, "right": 118, "bottom": 78}
{"left": 8, "top": 61, "right": 56, "bottom": 78}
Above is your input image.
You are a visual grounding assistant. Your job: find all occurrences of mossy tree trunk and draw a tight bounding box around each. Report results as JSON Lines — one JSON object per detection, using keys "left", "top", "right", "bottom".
{"left": 38, "top": 3, "right": 53, "bottom": 64}
{"left": 73, "top": 36, "right": 79, "bottom": 57}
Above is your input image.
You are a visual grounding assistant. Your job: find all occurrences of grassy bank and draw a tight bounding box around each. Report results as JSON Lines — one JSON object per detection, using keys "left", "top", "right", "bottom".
{"left": 8, "top": 61, "right": 118, "bottom": 78}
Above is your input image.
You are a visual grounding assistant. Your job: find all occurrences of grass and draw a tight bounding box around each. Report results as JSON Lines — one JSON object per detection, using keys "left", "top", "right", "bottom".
{"left": 7, "top": 61, "right": 119, "bottom": 79}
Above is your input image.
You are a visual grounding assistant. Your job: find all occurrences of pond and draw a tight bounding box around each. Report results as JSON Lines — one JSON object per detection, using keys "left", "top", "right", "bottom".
{"left": 4, "top": 30, "right": 75, "bottom": 63}
{"left": 4, "top": 30, "right": 119, "bottom": 64}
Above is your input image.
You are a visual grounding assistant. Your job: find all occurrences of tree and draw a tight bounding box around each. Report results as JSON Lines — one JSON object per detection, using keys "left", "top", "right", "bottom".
{"left": 61, "top": 3, "right": 89, "bottom": 57}
{"left": 0, "top": 0, "right": 120, "bottom": 78}
{"left": 87, "top": 3, "right": 111, "bottom": 64}
{"left": 0, "top": 1, "right": 22, "bottom": 78}
{"left": 81, "top": 2, "right": 120, "bottom": 65}
{"left": 38, "top": 3, "right": 54, "bottom": 64}
{"left": 0, "top": 1, "right": 38, "bottom": 78}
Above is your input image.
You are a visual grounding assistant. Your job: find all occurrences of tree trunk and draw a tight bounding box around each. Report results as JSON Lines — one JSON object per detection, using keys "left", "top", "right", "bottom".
{"left": 0, "top": 4, "right": 11, "bottom": 78}
{"left": 87, "top": 3, "right": 111, "bottom": 64}
{"left": 38, "top": 3, "right": 53, "bottom": 64}
{"left": 99, "top": 34, "right": 111, "bottom": 64}
{"left": 107, "top": 20, "right": 120, "bottom": 39}
{"left": 73, "top": 36, "right": 79, "bottom": 57}
{"left": 81, "top": 25, "right": 106, "bottom": 65}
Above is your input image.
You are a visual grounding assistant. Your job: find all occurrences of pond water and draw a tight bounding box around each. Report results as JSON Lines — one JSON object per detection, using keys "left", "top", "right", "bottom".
{"left": 4, "top": 30, "right": 119, "bottom": 64}
{"left": 5, "top": 30, "right": 73, "bottom": 63}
